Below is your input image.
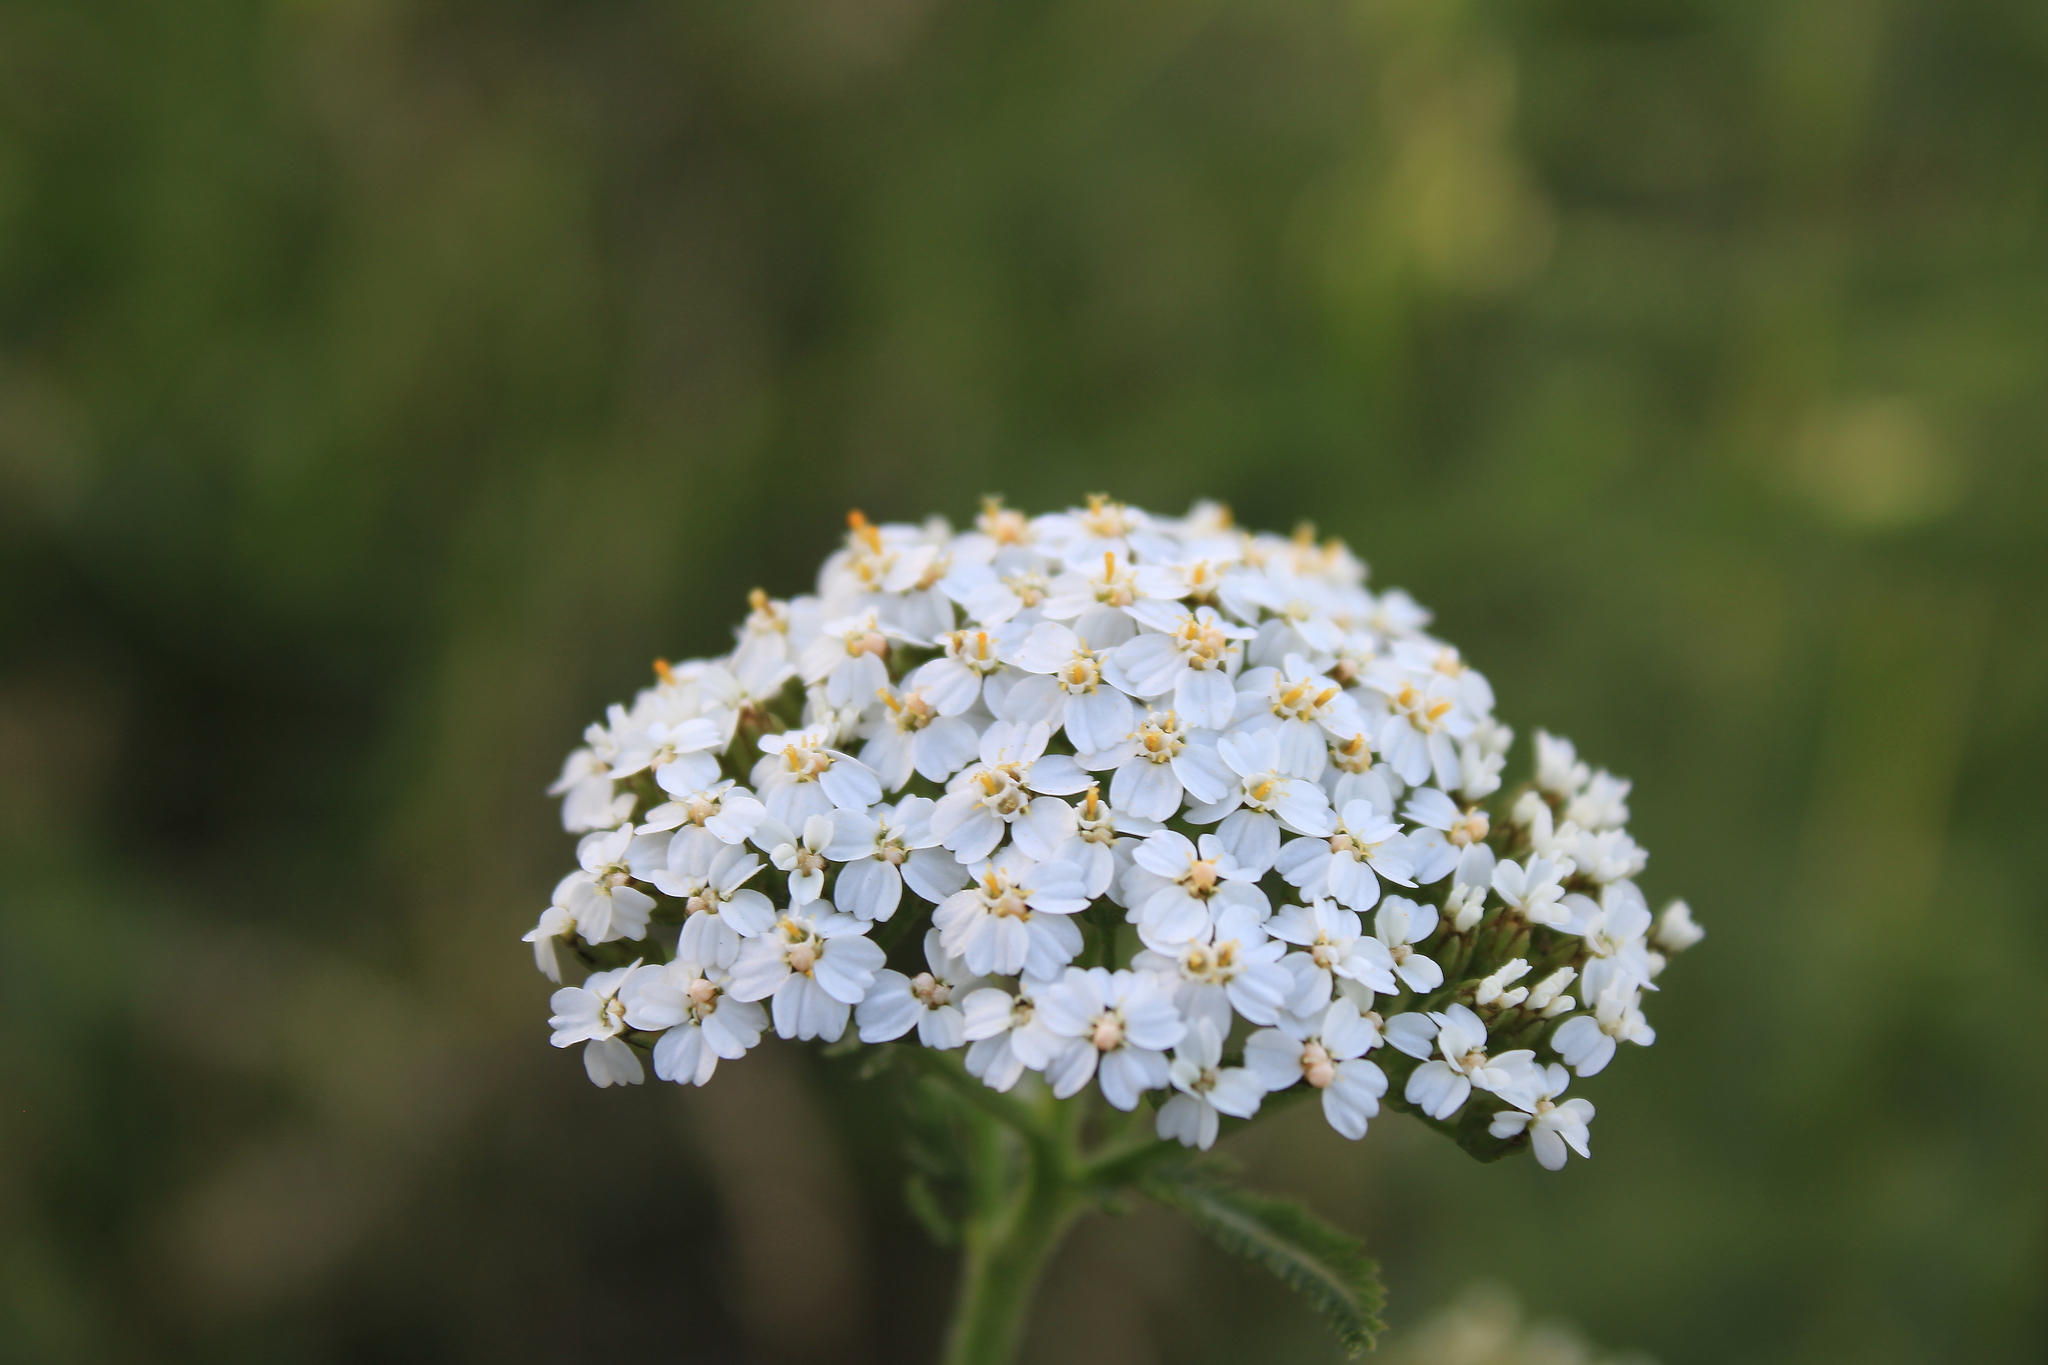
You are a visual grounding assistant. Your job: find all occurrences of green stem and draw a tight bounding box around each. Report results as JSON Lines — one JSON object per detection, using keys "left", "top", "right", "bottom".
{"left": 898, "top": 1049, "right": 1086, "bottom": 1365}
{"left": 939, "top": 1129, "right": 1082, "bottom": 1365}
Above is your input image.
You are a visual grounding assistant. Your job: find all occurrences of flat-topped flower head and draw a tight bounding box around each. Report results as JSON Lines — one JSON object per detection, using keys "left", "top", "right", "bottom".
{"left": 527, "top": 499, "right": 1696, "bottom": 1190}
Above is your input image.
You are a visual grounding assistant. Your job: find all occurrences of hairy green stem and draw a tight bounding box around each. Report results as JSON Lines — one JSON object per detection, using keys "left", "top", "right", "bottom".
{"left": 939, "top": 1126, "right": 1082, "bottom": 1365}
{"left": 898, "top": 1049, "right": 1089, "bottom": 1365}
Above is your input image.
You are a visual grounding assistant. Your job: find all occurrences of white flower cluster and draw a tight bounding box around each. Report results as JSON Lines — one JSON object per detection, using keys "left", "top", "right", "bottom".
{"left": 530, "top": 498, "right": 1702, "bottom": 1170}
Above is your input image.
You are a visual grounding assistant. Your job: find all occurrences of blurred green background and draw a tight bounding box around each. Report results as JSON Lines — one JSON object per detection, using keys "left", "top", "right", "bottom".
{"left": 3, "top": 0, "right": 2045, "bottom": 1361}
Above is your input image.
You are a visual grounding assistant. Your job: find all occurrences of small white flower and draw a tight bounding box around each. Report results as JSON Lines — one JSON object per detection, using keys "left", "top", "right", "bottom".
{"left": 751, "top": 724, "right": 883, "bottom": 827}
{"left": 1534, "top": 730, "right": 1591, "bottom": 797}
{"left": 1275, "top": 797, "right": 1414, "bottom": 911}
{"left": 1566, "top": 826, "right": 1649, "bottom": 884}
{"left": 548, "top": 736, "right": 632, "bottom": 833}
{"left": 1023, "top": 967, "right": 1185, "bottom": 1109}
{"left": 929, "top": 721, "right": 1093, "bottom": 862}
{"left": 1186, "top": 728, "right": 1335, "bottom": 876}
{"left": 1121, "top": 829, "right": 1272, "bottom": 949}
{"left": 1131, "top": 901, "right": 1294, "bottom": 1035}
{"left": 1002, "top": 621, "right": 1139, "bottom": 754}
{"left": 1491, "top": 856, "right": 1577, "bottom": 931}
{"left": 859, "top": 682, "right": 980, "bottom": 790}
{"left": 1094, "top": 708, "right": 1235, "bottom": 822}
{"left": 1104, "top": 605, "right": 1253, "bottom": 730}
{"left": 757, "top": 813, "right": 841, "bottom": 906}
{"left": 822, "top": 510, "right": 942, "bottom": 610}
{"left": 726, "top": 904, "right": 888, "bottom": 1043}
{"left": 1372, "top": 895, "right": 1444, "bottom": 993}
{"left": 1566, "top": 770, "right": 1632, "bottom": 831}
{"left": 1551, "top": 984, "right": 1655, "bottom": 1077}
{"left": 822, "top": 797, "right": 968, "bottom": 922}
{"left": 1390, "top": 639, "right": 1495, "bottom": 722}
{"left": 857, "top": 929, "right": 988, "bottom": 1048}
{"left": 1033, "top": 494, "right": 1148, "bottom": 566}
{"left": 553, "top": 826, "right": 656, "bottom": 945}
{"left": 960, "top": 978, "right": 1059, "bottom": 1092}
{"left": 932, "top": 845, "right": 1092, "bottom": 978}
{"left": 1230, "top": 654, "right": 1367, "bottom": 780}
{"left": 1362, "top": 667, "right": 1474, "bottom": 789}
{"left": 548, "top": 962, "right": 647, "bottom": 1087}
{"left": 1489, "top": 1063, "right": 1595, "bottom": 1170}
{"left": 1444, "top": 843, "right": 1498, "bottom": 932}
{"left": 695, "top": 647, "right": 799, "bottom": 728}
{"left": 1244, "top": 997, "right": 1388, "bottom": 1140}
{"left": 1399, "top": 1003, "right": 1541, "bottom": 1119}
{"left": 1456, "top": 715, "right": 1513, "bottom": 801}
{"left": 626, "top": 959, "right": 767, "bottom": 1086}
{"left": 801, "top": 609, "right": 904, "bottom": 708}
{"left": 1525, "top": 966, "right": 1578, "bottom": 1018}
{"left": 1473, "top": 957, "right": 1532, "bottom": 1010}
{"left": 1023, "top": 785, "right": 1160, "bottom": 904}
{"left": 1399, "top": 786, "right": 1490, "bottom": 886}
{"left": 730, "top": 588, "right": 806, "bottom": 674}
{"left": 522, "top": 905, "right": 577, "bottom": 982}
{"left": 1267, "top": 898, "right": 1398, "bottom": 1013}
{"left": 1576, "top": 880, "right": 1657, "bottom": 1000}
{"left": 912, "top": 626, "right": 1021, "bottom": 716}
{"left": 1654, "top": 899, "right": 1705, "bottom": 953}
{"left": 635, "top": 776, "right": 766, "bottom": 848}
{"left": 1315, "top": 703, "right": 1384, "bottom": 786}
{"left": 1040, "top": 548, "right": 1185, "bottom": 647}
{"left": 609, "top": 714, "right": 725, "bottom": 787}
{"left": 636, "top": 835, "right": 775, "bottom": 967}
{"left": 1157, "top": 1018, "right": 1265, "bottom": 1150}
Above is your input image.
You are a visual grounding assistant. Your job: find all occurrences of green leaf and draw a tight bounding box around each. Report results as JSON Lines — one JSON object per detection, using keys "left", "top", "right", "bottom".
{"left": 1142, "top": 1165, "right": 1385, "bottom": 1356}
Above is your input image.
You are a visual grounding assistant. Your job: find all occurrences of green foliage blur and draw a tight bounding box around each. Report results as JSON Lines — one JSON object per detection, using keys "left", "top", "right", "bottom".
{"left": 3, "top": 0, "right": 2044, "bottom": 1361}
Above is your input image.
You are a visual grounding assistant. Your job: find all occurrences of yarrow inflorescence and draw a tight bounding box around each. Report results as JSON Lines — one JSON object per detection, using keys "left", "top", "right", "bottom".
{"left": 530, "top": 498, "right": 1702, "bottom": 1170}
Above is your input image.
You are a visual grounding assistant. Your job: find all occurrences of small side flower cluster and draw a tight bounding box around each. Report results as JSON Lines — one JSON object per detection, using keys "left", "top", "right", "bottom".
{"left": 530, "top": 499, "right": 1702, "bottom": 1170}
